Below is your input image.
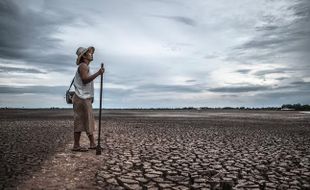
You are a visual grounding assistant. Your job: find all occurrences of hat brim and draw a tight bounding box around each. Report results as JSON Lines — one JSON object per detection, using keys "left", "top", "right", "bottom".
{"left": 76, "top": 46, "right": 95, "bottom": 65}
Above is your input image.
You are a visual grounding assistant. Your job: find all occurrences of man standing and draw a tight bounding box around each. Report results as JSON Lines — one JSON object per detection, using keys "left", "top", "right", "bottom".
{"left": 72, "top": 46, "right": 104, "bottom": 151}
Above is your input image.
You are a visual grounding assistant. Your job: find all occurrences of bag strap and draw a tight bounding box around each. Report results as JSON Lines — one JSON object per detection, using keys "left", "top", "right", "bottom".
{"left": 68, "top": 66, "right": 80, "bottom": 91}
{"left": 68, "top": 77, "right": 74, "bottom": 91}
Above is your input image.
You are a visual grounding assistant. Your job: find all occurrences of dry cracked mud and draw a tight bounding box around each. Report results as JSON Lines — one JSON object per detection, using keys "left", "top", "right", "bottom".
{"left": 0, "top": 109, "right": 310, "bottom": 190}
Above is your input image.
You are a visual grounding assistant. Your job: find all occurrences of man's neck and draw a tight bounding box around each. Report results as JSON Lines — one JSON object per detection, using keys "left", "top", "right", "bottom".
{"left": 84, "top": 60, "right": 90, "bottom": 65}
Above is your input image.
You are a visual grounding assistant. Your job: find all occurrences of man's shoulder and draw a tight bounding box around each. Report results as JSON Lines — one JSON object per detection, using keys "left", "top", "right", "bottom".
{"left": 78, "top": 63, "right": 89, "bottom": 73}
{"left": 79, "top": 62, "right": 89, "bottom": 67}
{"left": 79, "top": 63, "right": 89, "bottom": 70}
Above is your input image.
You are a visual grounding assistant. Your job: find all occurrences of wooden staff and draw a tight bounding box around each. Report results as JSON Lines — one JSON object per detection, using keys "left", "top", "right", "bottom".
{"left": 96, "top": 63, "right": 104, "bottom": 155}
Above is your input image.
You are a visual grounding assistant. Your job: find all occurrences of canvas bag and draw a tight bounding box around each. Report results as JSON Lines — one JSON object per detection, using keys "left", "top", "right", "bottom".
{"left": 66, "top": 78, "right": 75, "bottom": 104}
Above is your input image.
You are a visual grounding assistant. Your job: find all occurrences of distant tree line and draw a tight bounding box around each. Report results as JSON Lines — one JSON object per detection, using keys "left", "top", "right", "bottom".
{"left": 281, "top": 104, "right": 310, "bottom": 111}
{"left": 1, "top": 104, "right": 309, "bottom": 111}
{"left": 98, "top": 104, "right": 310, "bottom": 111}
{"left": 194, "top": 104, "right": 310, "bottom": 111}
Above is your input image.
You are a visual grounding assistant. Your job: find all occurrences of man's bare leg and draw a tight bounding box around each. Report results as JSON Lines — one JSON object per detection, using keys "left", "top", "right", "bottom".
{"left": 87, "top": 133, "right": 96, "bottom": 148}
{"left": 73, "top": 132, "right": 81, "bottom": 148}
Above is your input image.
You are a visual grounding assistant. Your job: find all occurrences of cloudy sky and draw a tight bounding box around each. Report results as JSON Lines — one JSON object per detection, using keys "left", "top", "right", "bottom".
{"left": 0, "top": 0, "right": 309, "bottom": 108}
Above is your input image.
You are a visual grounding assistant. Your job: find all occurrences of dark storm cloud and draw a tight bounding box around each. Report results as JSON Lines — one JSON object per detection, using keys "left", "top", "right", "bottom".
{"left": 170, "top": 16, "right": 197, "bottom": 26}
{"left": 276, "top": 77, "right": 289, "bottom": 81}
{"left": 0, "top": 85, "right": 134, "bottom": 101}
{"left": 0, "top": 85, "right": 67, "bottom": 94}
{"left": 209, "top": 85, "right": 271, "bottom": 93}
{"left": 208, "top": 81, "right": 310, "bottom": 93}
{"left": 228, "top": 51, "right": 276, "bottom": 64}
{"left": 208, "top": 82, "right": 310, "bottom": 94}
{"left": 291, "top": 81, "right": 310, "bottom": 92}
{"left": 288, "top": 0, "right": 310, "bottom": 17}
{"left": 147, "top": 0, "right": 181, "bottom": 5}
{"left": 256, "top": 90, "right": 310, "bottom": 104}
{"left": 243, "top": 0, "right": 310, "bottom": 52}
{"left": 150, "top": 15, "right": 197, "bottom": 26}
{"left": 253, "top": 68, "right": 287, "bottom": 76}
{"left": 238, "top": 36, "right": 297, "bottom": 51}
{"left": 230, "top": 0, "right": 310, "bottom": 65}
{"left": 253, "top": 81, "right": 310, "bottom": 92}
{"left": 0, "top": 0, "right": 76, "bottom": 71}
{"left": 235, "top": 69, "right": 251, "bottom": 74}
{"left": 102, "top": 87, "right": 134, "bottom": 99}
{"left": 224, "top": 0, "right": 310, "bottom": 101}
{"left": 238, "top": 13, "right": 304, "bottom": 51}
{"left": 24, "top": 54, "right": 74, "bottom": 72}
{"left": 185, "top": 79, "right": 197, "bottom": 83}
{"left": 290, "top": 81, "right": 310, "bottom": 88}
{"left": 221, "top": 94, "right": 238, "bottom": 98}
{"left": 0, "top": 66, "right": 46, "bottom": 74}
{"left": 204, "top": 54, "right": 218, "bottom": 59}
{"left": 136, "top": 84, "right": 204, "bottom": 93}
{"left": 255, "top": 24, "right": 279, "bottom": 31}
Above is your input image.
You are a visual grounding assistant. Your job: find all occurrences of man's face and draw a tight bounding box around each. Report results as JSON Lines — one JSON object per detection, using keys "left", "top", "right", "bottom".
{"left": 84, "top": 50, "right": 94, "bottom": 61}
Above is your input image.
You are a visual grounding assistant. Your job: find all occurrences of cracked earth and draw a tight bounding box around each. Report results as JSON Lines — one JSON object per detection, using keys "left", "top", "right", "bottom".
{"left": 1, "top": 110, "right": 309, "bottom": 189}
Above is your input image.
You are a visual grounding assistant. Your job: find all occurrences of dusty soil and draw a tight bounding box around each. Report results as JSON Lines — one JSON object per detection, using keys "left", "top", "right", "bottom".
{"left": 0, "top": 109, "right": 310, "bottom": 190}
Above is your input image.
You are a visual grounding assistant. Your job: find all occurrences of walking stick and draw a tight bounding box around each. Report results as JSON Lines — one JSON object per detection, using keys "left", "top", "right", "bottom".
{"left": 96, "top": 63, "right": 104, "bottom": 155}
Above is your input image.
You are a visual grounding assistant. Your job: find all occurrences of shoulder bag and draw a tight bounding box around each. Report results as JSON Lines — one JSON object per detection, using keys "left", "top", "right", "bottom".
{"left": 65, "top": 78, "right": 75, "bottom": 104}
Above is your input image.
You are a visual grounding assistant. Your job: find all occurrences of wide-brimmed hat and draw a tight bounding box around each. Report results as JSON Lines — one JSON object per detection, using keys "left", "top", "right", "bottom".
{"left": 76, "top": 46, "right": 95, "bottom": 65}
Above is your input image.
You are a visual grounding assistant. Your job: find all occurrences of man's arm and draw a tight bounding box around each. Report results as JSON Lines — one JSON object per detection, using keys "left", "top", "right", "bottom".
{"left": 79, "top": 63, "right": 101, "bottom": 84}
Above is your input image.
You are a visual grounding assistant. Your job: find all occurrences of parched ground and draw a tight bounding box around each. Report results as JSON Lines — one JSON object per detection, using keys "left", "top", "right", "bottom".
{"left": 0, "top": 109, "right": 310, "bottom": 190}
